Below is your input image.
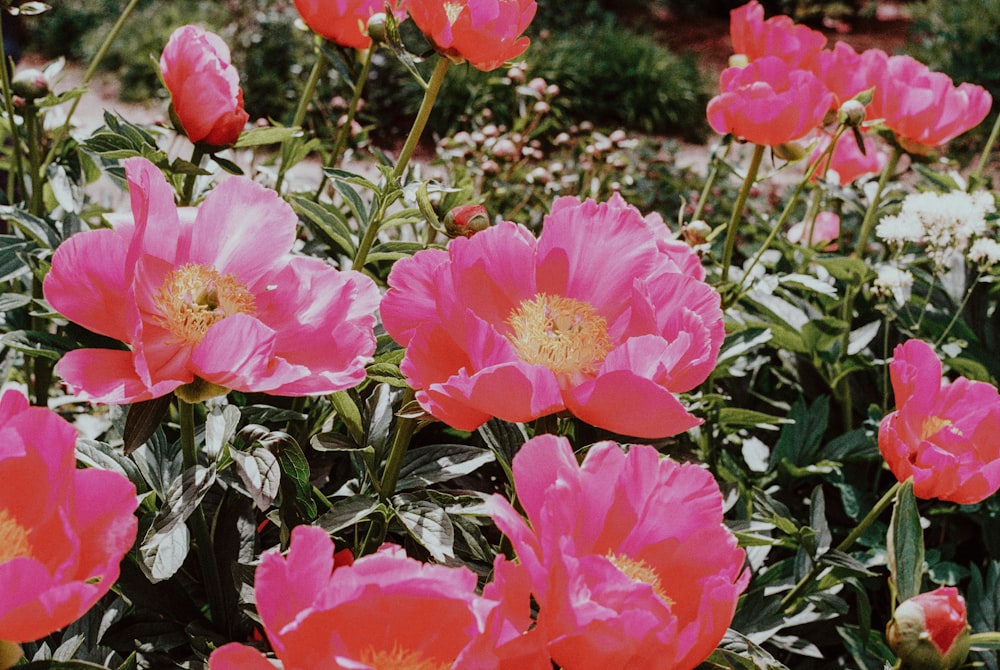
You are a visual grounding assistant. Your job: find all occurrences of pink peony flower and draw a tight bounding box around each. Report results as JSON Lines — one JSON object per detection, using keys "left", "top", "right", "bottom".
{"left": 488, "top": 435, "right": 748, "bottom": 670}
{"left": 208, "top": 525, "right": 548, "bottom": 669}
{"left": 867, "top": 55, "right": 992, "bottom": 150}
{"left": 887, "top": 587, "right": 971, "bottom": 670}
{"left": 0, "top": 389, "right": 138, "bottom": 643}
{"left": 787, "top": 211, "right": 840, "bottom": 249}
{"left": 729, "top": 0, "right": 826, "bottom": 70}
{"left": 44, "top": 157, "right": 380, "bottom": 404}
{"left": 160, "top": 25, "right": 249, "bottom": 148}
{"left": 811, "top": 42, "right": 887, "bottom": 110}
{"left": 707, "top": 56, "right": 834, "bottom": 146}
{"left": 809, "top": 130, "right": 888, "bottom": 185}
{"left": 406, "top": 0, "right": 537, "bottom": 72}
{"left": 293, "top": 0, "right": 406, "bottom": 49}
{"left": 879, "top": 339, "right": 1000, "bottom": 504}
{"left": 380, "top": 193, "right": 723, "bottom": 438}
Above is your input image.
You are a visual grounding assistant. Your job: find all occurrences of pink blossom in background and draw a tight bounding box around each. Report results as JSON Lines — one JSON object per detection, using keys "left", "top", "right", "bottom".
{"left": 879, "top": 339, "right": 1000, "bottom": 504}
{"left": 44, "top": 157, "right": 379, "bottom": 404}
{"left": 0, "top": 389, "right": 137, "bottom": 643}
{"left": 707, "top": 56, "right": 834, "bottom": 146}
{"left": 208, "top": 525, "right": 549, "bottom": 669}
{"left": 729, "top": 0, "right": 826, "bottom": 70}
{"left": 787, "top": 211, "right": 840, "bottom": 249}
{"left": 406, "top": 0, "right": 537, "bottom": 71}
{"left": 380, "top": 193, "right": 723, "bottom": 438}
{"left": 160, "top": 25, "right": 249, "bottom": 147}
{"left": 488, "top": 435, "right": 748, "bottom": 670}
{"left": 293, "top": 0, "right": 406, "bottom": 49}
{"left": 867, "top": 55, "right": 992, "bottom": 150}
{"left": 811, "top": 42, "right": 888, "bottom": 110}
{"left": 809, "top": 131, "right": 887, "bottom": 185}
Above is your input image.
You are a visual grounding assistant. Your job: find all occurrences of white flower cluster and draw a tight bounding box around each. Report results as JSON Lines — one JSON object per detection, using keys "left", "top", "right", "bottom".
{"left": 875, "top": 190, "right": 996, "bottom": 269}
{"left": 872, "top": 263, "right": 914, "bottom": 307}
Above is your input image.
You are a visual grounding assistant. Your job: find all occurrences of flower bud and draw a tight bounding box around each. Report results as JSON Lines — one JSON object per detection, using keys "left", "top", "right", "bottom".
{"left": 11, "top": 68, "right": 49, "bottom": 101}
{"left": 838, "top": 99, "right": 867, "bottom": 127}
{"left": 683, "top": 220, "right": 712, "bottom": 246}
{"left": 886, "top": 587, "right": 971, "bottom": 670}
{"left": 772, "top": 141, "right": 806, "bottom": 162}
{"left": 367, "top": 12, "right": 388, "bottom": 45}
{"left": 0, "top": 640, "right": 24, "bottom": 670}
{"left": 444, "top": 204, "right": 490, "bottom": 238}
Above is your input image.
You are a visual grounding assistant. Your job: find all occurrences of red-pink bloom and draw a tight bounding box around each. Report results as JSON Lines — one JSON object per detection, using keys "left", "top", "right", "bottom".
{"left": 867, "top": 55, "right": 992, "bottom": 150}
{"left": 208, "top": 525, "right": 548, "bottom": 669}
{"left": 809, "top": 130, "right": 887, "bottom": 185}
{"left": 707, "top": 56, "right": 834, "bottom": 146}
{"left": 293, "top": 0, "right": 405, "bottom": 49}
{"left": 407, "top": 0, "right": 537, "bottom": 72}
{"left": 0, "top": 389, "right": 137, "bottom": 643}
{"left": 887, "top": 587, "right": 971, "bottom": 670}
{"left": 380, "top": 193, "right": 723, "bottom": 438}
{"left": 787, "top": 211, "right": 840, "bottom": 249}
{"left": 160, "top": 25, "right": 249, "bottom": 148}
{"left": 44, "top": 157, "right": 379, "bottom": 404}
{"left": 811, "top": 42, "right": 887, "bottom": 110}
{"left": 879, "top": 339, "right": 1000, "bottom": 504}
{"left": 729, "top": 0, "right": 826, "bottom": 70}
{"left": 488, "top": 435, "right": 748, "bottom": 670}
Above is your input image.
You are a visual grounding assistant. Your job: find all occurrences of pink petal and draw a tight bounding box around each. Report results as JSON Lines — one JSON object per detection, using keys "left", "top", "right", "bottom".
{"left": 382, "top": 248, "right": 452, "bottom": 345}
{"left": 54, "top": 348, "right": 181, "bottom": 404}
{"left": 192, "top": 314, "right": 305, "bottom": 393}
{"left": 208, "top": 643, "right": 276, "bottom": 670}
{"left": 567, "top": 370, "right": 702, "bottom": 438}
{"left": 123, "top": 158, "right": 184, "bottom": 268}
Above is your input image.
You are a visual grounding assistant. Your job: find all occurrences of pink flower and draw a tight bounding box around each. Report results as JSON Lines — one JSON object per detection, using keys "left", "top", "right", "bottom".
{"left": 809, "top": 130, "right": 887, "bottom": 185}
{"left": 867, "top": 55, "right": 992, "bottom": 150}
{"left": 488, "top": 435, "right": 748, "bottom": 670}
{"left": 707, "top": 56, "right": 834, "bottom": 146}
{"left": 407, "top": 0, "right": 537, "bottom": 72}
{"left": 160, "top": 25, "right": 249, "bottom": 148}
{"left": 811, "top": 43, "right": 887, "bottom": 110}
{"left": 380, "top": 193, "right": 724, "bottom": 438}
{"left": 879, "top": 339, "right": 1000, "bottom": 504}
{"left": 887, "top": 587, "right": 971, "bottom": 670}
{"left": 729, "top": 0, "right": 826, "bottom": 70}
{"left": 0, "top": 389, "right": 138, "bottom": 643}
{"left": 44, "top": 157, "right": 379, "bottom": 404}
{"left": 293, "top": 0, "right": 406, "bottom": 49}
{"left": 208, "top": 525, "right": 548, "bottom": 669}
{"left": 787, "top": 211, "right": 840, "bottom": 249}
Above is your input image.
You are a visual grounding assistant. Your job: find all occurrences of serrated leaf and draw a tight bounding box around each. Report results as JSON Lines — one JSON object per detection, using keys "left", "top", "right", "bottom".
{"left": 396, "top": 444, "right": 495, "bottom": 491}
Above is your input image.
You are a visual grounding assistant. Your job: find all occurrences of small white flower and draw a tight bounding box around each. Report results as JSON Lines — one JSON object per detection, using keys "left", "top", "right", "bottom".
{"left": 873, "top": 263, "right": 914, "bottom": 307}
{"left": 969, "top": 237, "right": 1000, "bottom": 267}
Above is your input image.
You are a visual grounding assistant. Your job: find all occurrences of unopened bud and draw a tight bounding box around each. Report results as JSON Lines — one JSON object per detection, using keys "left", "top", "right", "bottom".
{"left": 886, "top": 588, "right": 971, "bottom": 670}
{"left": 838, "top": 99, "right": 867, "bottom": 127}
{"left": 683, "top": 220, "right": 712, "bottom": 246}
{"left": 11, "top": 68, "right": 49, "bottom": 101}
{"left": 367, "top": 12, "right": 387, "bottom": 45}
{"left": 772, "top": 141, "right": 806, "bottom": 162}
{"left": 444, "top": 204, "right": 490, "bottom": 238}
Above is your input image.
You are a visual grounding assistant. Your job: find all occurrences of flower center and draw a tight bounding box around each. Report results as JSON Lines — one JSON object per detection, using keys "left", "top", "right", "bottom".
{"left": 154, "top": 263, "right": 256, "bottom": 344}
{"left": 607, "top": 552, "right": 674, "bottom": 606}
{"left": 443, "top": 2, "right": 464, "bottom": 26}
{"left": 0, "top": 509, "right": 32, "bottom": 564}
{"left": 921, "top": 415, "right": 957, "bottom": 441}
{"left": 506, "top": 294, "right": 612, "bottom": 377}
{"left": 359, "top": 645, "right": 449, "bottom": 670}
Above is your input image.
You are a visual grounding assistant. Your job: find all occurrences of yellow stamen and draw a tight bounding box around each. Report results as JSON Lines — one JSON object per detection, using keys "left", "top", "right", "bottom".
{"left": 443, "top": 2, "right": 464, "bottom": 25}
{"left": 0, "top": 509, "right": 32, "bottom": 564}
{"left": 921, "top": 416, "right": 958, "bottom": 440}
{"left": 153, "top": 263, "right": 256, "bottom": 344}
{"left": 607, "top": 552, "right": 674, "bottom": 606}
{"left": 506, "top": 293, "right": 612, "bottom": 377}
{"left": 359, "top": 645, "right": 450, "bottom": 670}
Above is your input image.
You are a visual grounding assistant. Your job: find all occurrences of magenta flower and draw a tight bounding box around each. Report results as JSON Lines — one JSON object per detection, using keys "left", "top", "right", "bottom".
{"left": 879, "top": 339, "right": 1000, "bottom": 504}
{"left": 488, "top": 435, "right": 748, "bottom": 670}
{"left": 809, "top": 131, "right": 887, "bottom": 185}
{"left": 867, "top": 55, "right": 992, "bottom": 150}
{"left": 208, "top": 525, "right": 548, "bottom": 669}
{"left": 729, "top": 0, "right": 826, "bottom": 70}
{"left": 407, "top": 0, "right": 537, "bottom": 72}
{"left": 44, "top": 157, "right": 379, "bottom": 404}
{"left": 380, "top": 193, "right": 723, "bottom": 438}
{"left": 707, "top": 56, "right": 834, "bottom": 146}
{"left": 293, "top": 0, "right": 406, "bottom": 49}
{"left": 787, "top": 211, "right": 840, "bottom": 249}
{"left": 811, "top": 43, "right": 887, "bottom": 110}
{"left": 160, "top": 25, "right": 249, "bottom": 148}
{"left": 0, "top": 389, "right": 137, "bottom": 643}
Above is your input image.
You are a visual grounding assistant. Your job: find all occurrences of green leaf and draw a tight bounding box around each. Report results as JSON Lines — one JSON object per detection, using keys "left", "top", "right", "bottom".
{"left": 394, "top": 496, "right": 455, "bottom": 562}
{"left": 329, "top": 390, "right": 364, "bottom": 445}
{"left": 290, "top": 195, "right": 356, "bottom": 256}
{"left": 123, "top": 395, "right": 173, "bottom": 456}
{"left": 139, "top": 464, "right": 217, "bottom": 582}
{"left": 0, "top": 329, "right": 72, "bottom": 360}
{"left": 0, "top": 205, "right": 60, "bottom": 248}
{"left": 316, "top": 494, "right": 381, "bottom": 534}
{"left": 76, "top": 439, "right": 147, "bottom": 493}
{"left": 233, "top": 126, "right": 299, "bottom": 148}
{"left": 396, "top": 444, "right": 495, "bottom": 491}
{"left": 718, "top": 407, "right": 792, "bottom": 430}
{"left": 273, "top": 433, "right": 317, "bottom": 524}
{"left": 770, "top": 396, "right": 829, "bottom": 470}
{"left": 230, "top": 445, "right": 281, "bottom": 511}
{"left": 816, "top": 256, "right": 875, "bottom": 284}
{"left": 888, "top": 480, "right": 924, "bottom": 603}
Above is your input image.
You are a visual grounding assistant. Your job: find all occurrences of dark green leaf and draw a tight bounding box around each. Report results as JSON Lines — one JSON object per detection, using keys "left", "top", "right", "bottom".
{"left": 139, "top": 464, "right": 217, "bottom": 582}
{"left": 888, "top": 480, "right": 924, "bottom": 603}
{"left": 396, "top": 444, "right": 495, "bottom": 491}
{"left": 394, "top": 496, "right": 454, "bottom": 561}
{"left": 233, "top": 126, "right": 299, "bottom": 148}
{"left": 123, "top": 395, "right": 173, "bottom": 456}
{"left": 316, "top": 494, "right": 381, "bottom": 534}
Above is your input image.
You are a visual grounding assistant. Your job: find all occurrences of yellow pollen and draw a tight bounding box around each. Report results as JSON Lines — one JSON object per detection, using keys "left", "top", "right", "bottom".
{"left": 153, "top": 263, "right": 256, "bottom": 344}
{"left": 607, "top": 552, "right": 674, "bottom": 606}
{"left": 506, "top": 294, "right": 612, "bottom": 377}
{"left": 0, "top": 509, "right": 32, "bottom": 564}
{"left": 359, "top": 645, "right": 450, "bottom": 670}
{"left": 443, "top": 1, "right": 464, "bottom": 25}
{"left": 921, "top": 415, "right": 957, "bottom": 440}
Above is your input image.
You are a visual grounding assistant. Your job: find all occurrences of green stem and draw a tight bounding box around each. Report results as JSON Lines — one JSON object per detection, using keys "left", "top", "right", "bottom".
{"left": 179, "top": 399, "right": 230, "bottom": 633}
{"left": 42, "top": 0, "right": 142, "bottom": 173}
{"left": 0, "top": 13, "right": 25, "bottom": 204}
{"left": 781, "top": 480, "right": 902, "bottom": 611}
{"left": 179, "top": 145, "right": 205, "bottom": 207}
{"left": 378, "top": 387, "right": 417, "bottom": 503}
{"left": 690, "top": 137, "right": 733, "bottom": 225}
{"left": 275, "top": 37, "right": 327, "bottom": 194}
{"left": 969, "top": 632, "right": 1000, "bottom": 648}
{"left": 24, "top": 105, "right": 42, "bottom": 216}
{"left": 935, "top": 268, "right": 984, "bottom": 347}
{"left": 720, "top": 143, "right": 765, "bottom": 285}
{"left": 971, "top": 112, "right": 1000, "bottom": 187}
{"left": 853, "top": 146, "right": 901, "bottom": 258}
